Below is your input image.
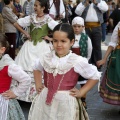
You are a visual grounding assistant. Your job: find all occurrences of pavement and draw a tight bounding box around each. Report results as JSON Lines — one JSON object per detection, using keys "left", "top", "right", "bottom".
{"left": 19, "top": 33, "right": 120, "bottom": 120}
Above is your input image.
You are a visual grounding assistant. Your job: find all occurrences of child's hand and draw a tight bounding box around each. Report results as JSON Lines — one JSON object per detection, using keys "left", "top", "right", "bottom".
{"left": 24, "top": 32, "right": 31, "bottom": 40}
{"left": 2, "top": 90, "right": 17, "bottom": 99}
{"left": 36, "top": 85, "right": 44, "bottom": 94}
{"left": 69, "top": 88, "right": 81, "bottom": 98}
{"left": 97, "top": 59, "right": 106, "bottom": 67}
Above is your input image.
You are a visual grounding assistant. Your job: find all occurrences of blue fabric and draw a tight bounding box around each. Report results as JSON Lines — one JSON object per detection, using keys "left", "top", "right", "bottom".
{"left": 101, "top": 23, "right": 107, "bottom": 42}
{"left": 7, "top": 99, "right": 25, "bottom": 120}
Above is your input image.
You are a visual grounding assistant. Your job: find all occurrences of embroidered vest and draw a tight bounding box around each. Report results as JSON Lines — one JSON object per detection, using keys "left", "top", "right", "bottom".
{"left": 44, "top": 68, "right": 79, "bottom": 105}
{"left": 30, "top": 23, "right": 49, "bottom": 45}
{"left": 0, "top": 66, "right": 12, "bottom": 94}
{"left": 79, "top": 33, "right": 88, "bottom": 58}
{"left": 81, "top": 1, "right": 103, "bottom": 24}
{"left": 72, "top": 33, "right": 88, "bottom": 57}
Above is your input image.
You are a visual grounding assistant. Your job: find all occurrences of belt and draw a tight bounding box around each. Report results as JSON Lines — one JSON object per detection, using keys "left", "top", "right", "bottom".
{"left": 85, "top": 22, "right": 101, "bottom": 28}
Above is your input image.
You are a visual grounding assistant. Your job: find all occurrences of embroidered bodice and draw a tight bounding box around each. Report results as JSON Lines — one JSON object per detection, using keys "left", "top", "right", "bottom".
{"left": 30, "top": 23, "right": 49, "bottom": 45}
{"left": 33, "top": 50, "right": 101, "bottom": 104}
{"left": 44, "top": 68, "right": 79, "bottom": 104}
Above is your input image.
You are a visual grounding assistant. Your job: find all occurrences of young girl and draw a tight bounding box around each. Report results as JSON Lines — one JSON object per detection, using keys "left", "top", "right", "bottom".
{"left": 97, "top": 22, "right": 120, "bottom": 105}
{"left": 71, "top": 16, "right": 92, "bottom": 109}
{"left": 13, "top": 0, "right": 58, "bottom": 102}
{"left": 0, "top": 34, "right": 31, "bottom": 120}
{"left": 28, "top": 23, "right": 101, "bottom": 120}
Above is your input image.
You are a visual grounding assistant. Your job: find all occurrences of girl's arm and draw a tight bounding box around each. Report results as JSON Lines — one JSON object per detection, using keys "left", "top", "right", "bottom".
{"left": 97, "top": 46, "right": 114, "bottom": 67}
{"left": 97, "top": 22, "right": 120, "bottom": 67}
{"left": 70, "top": 56, "right": 101, "bottom": 98}
{"left": 70, "top": 79, "right": 98, "bottom": 98}
{"left": 33, "top": 59, "right": 44, "bottom": 94}
{"left": 34, "top": 70, "right": 44, "bottom": 94}
{"left": 2, "top": 64, "right": 31, "bottom": 99}
{"left": 14, "top": 22, "right": 31, "bottom": 39}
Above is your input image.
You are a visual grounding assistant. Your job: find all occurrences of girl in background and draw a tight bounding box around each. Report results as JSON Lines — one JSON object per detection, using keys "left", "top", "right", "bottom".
{"left": 0, "top": 34, "right": 31, "bottom": 120}
{"left": 28, "top": 23, "right": 100, "bottom": 120}
{"left": 97, "top": 22, "right": 120, "bottom": 105}
{"left": 13, "top": 0, "right": 58, "bottom": 102}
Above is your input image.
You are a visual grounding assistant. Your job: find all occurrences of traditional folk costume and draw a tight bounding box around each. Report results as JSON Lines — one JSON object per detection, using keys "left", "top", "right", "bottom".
{"left": 49, "top": 0, "right": 65, "bottom": 20}
{"left": 100, "top": 22, "right": 120, "bottom": 105}
{"left": 0, "top": 54, "right": 31, "bottom": 120}
{"left": 75, "top": 0, "right": 108, "bottom": 65}
{"left": 14, "top": 14, "right": 58, "bottom": 102}
{"left": 71, "top": 17, "right": 92, "bottom": 84}
{"left": 28, "top": 50, "right": 101, "bottom": 120}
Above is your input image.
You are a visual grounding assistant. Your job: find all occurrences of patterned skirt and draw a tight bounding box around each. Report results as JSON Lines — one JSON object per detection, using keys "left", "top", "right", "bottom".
{"left": 28, "top": 87, "right": 89, "bottom": 120}
{"left": 7, "top": 99, "right": 25, "bottom": 120}
{"left": 100, "top": 49, "right": 120, "bottom": 105}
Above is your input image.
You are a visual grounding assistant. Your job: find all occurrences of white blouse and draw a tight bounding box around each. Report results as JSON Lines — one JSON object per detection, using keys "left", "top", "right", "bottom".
{"left": 72, "top": 34, "right": 92, "bottom": 60}
{"left": 17, "top": 13, "right": 58, "bottom": 30}
{"left": 109, "top": 22, "right": 120, "bottom": 48}
{"left": 33, "top": 51, "right": 101, "bottom": 81}
{"left": 9, "top": 64, "right": 31, "bottom": 97}
{"left": 0, "top": 54, "right": 31, "bottom": 97}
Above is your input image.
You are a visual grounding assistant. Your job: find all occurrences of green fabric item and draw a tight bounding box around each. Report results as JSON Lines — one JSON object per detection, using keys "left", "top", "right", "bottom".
{"left": 79, "top": 33, "right": 88, "bottom": 58}
{"left": 106, "top": 49, "right": 120, "bottom": 94}
{"left": 30, "top": 23, "right": 49, "bottom": 45}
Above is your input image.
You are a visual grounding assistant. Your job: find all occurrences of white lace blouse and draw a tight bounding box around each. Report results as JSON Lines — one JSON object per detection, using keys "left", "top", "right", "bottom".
{"left": 33, "top": 51, "right": 101, "bottom": 81}
{"left": 17, "top": 13, "right": 58, "bottom": 30}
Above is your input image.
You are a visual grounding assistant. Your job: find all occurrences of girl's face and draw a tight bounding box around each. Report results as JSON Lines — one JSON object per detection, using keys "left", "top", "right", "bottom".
{"left": 34, "top": 0, "right": 45, "bottom": 14}
{"left": 0, "top": 46, "right": 6, "bottom": 57}
{"left": 53, "top": 31, "right": 74, "bottom": 57}
{"left": 72, "top": 24, "right": 84, "bottom": 35}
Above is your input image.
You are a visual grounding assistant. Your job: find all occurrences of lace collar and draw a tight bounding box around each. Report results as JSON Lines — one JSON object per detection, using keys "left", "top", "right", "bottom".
{"left": 40, "top": 50, "right": 79, "bottom": 76}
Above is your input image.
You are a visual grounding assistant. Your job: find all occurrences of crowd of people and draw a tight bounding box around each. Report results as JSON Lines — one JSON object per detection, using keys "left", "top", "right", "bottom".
{"left": 0, "top": 0, "right": 120, "bottom": 120}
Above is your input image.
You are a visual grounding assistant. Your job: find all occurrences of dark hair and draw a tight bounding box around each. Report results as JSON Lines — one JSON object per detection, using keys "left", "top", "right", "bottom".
{"left": 0, "top": 34, "right": 9, "bottom": 52}
{"left": 53, "top": 23, "right": 75, "bottom": 41}
{"left": 76, "top": 0, "right": 80, "bottom": 5}
{"left": 4, "top": 0, "right": 13, "bottom": 5}
{"left": 37, "top": 0, "right": 49, "bottom": 14}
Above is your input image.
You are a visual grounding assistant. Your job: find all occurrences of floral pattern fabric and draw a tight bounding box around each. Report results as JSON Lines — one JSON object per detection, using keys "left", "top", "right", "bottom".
{"left": 7, "top": 99, "right": 25, "bottom": 120}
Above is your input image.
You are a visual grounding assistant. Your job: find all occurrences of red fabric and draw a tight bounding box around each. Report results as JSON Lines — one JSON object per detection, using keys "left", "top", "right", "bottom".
{"left": 44, "top": 68, "right": 79, "bottom": 105}
{"left": 0, "top": 66, "right": 12, "bottom": 93}
{"left": 71, "top": 48, "right": 80, "bottom": 55}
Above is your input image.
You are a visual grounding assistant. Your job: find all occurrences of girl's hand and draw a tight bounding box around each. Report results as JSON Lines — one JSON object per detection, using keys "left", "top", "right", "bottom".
{"left": 97, "top": 59, "right": 106, "bottom": 67}
{"left": 36, "top": 84, "right": 44, "bottom": 94}
{"left": 2, "top": 90, "right": 17, "bottom": 99}
{"left": 69, "top": 88, "right": 81, "bottom": 98}
{"left": 24, "top": 32, "right": 31, "bottom": 40}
